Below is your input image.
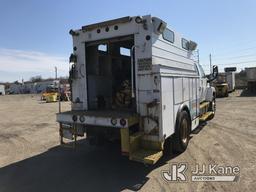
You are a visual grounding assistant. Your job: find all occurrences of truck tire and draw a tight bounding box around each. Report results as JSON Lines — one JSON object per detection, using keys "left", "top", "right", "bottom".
{"left": 173, "top": 111, "right": 190, "bottom": 153}
{"left": 225, "top": 90, "right": 228, "bottom": 97}
{"left": 163, "top": 136, "right": 172, "bottom": 156}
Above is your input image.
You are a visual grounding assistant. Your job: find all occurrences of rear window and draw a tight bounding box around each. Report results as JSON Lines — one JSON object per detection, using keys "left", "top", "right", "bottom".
{"left": 162, "top": 28, "right": 174, "bottom": 43}
{"left": 120, "top": 47, "right": 130, "bottom": 56}
{"left": 98, "top": 44, "right": 107, "bottom": 52}
{"left": 182, "top": 38, "right": 189, "bottom": 50}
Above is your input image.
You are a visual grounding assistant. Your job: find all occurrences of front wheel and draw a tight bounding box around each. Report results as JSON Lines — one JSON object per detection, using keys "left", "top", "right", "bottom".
{"left": 225, "top": 90, "right": 228, "bottom": 97}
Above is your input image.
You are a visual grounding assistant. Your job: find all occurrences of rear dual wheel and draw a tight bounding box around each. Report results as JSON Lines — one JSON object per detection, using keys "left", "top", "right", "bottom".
{"left": 164, "top": 111, "right": 190, "bottom": 155}
{"left": 174, "top": 111, "right": 190, "bottom": 153}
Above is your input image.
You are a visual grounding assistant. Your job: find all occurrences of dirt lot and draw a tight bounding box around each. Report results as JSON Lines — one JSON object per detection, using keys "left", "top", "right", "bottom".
{"left": 0, "top": 91, "right": 255, "bottom": 192}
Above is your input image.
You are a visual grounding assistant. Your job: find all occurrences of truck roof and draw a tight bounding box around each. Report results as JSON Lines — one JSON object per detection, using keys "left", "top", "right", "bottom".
{"left": 70, "top": 15, "right": 195, "bottom": 46}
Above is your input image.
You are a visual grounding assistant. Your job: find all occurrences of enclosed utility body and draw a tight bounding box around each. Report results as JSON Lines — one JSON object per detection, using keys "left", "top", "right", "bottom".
{"left": 57, "top": 15, "right": 217, "bottom": 164}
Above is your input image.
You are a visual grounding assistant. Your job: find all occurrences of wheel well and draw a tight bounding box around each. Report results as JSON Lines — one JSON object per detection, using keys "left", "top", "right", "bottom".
{"left": 182, "top": 106, "right": 192, "bottom": 131}
{"left": 176, "top": 104, "right": 192, "bottom": 133}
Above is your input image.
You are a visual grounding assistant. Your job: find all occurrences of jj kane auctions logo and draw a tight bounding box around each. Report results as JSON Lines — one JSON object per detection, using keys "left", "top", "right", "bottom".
{"left": 162, "top": 163, "right": 240, "bottom": 182}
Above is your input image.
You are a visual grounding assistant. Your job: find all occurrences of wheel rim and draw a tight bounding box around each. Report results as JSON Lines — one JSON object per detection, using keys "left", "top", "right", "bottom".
{"left": 181, "top": 119, "right": 188, "bottom": 144}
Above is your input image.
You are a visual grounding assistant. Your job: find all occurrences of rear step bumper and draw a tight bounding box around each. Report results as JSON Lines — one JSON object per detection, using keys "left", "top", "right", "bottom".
{"left": 130, "top": 149, "right": 163, "bottom": 164}
{"left": 58, "top": 112, "right": 164, "bottom": 165}
{"left": 56, "top": 110, "right": 139, "bottom": 128}
{"left": 128, "top": 132, "right": 164, "bottom": 164}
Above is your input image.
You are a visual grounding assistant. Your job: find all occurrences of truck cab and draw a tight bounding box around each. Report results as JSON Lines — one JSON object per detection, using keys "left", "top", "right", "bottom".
{"left": 57, "top": 15, "right": 218, "bottom": 164}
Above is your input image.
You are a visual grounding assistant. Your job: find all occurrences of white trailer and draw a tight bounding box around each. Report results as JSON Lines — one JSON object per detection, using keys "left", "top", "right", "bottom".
{"left": 224, "top": 67, "right": 236, "bottom": 92}
{"left": 57, "top": 15, "right": 218, "bottom": 164}
{"left": 0, "top": 85, "right": 5, "bottom": 95}
{"left": 226, "top": 72, "right": 235, "bottom": 92}
{"left": 246, "top": 67, "right": 256, "bottom": 92}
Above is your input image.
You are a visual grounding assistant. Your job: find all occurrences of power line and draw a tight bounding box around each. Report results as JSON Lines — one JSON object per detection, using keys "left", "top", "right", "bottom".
{"left": 212, "top": 53, "right": 256, "bottom": 61}
{"left": 221, "top": 39, "right": 256, "bottom": 47}
{"left": 200, "top": 49, "right": 256, "bottom": 61}
{"left": 201, "top": 59, "right": 256, "bottom": 66}
{"left": 212, "top": 46, "right": 256, "bottom": 57}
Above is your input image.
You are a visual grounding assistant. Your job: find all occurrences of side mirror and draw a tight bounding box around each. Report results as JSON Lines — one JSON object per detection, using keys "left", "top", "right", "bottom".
{"left": 207, "top": 65, "right": 218, "bottom": 82}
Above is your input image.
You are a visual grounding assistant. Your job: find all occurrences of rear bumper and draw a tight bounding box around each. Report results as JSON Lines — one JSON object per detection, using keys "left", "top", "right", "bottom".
{"left": 56, "top": 110, "right": 139, "bottom": 128}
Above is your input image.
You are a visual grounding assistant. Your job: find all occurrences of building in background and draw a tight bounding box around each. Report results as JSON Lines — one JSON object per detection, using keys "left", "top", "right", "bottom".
{"left": 8, "top": 79, "right": 61, "bottom": 94}
{"left": 34, "top": 80, "right": 59, "bottom": 93}
{"left": 246, "top": 67, "right": 256, "bottom": 92}
{"left": 235, "top": 70, "right": 247, "bottom": 89}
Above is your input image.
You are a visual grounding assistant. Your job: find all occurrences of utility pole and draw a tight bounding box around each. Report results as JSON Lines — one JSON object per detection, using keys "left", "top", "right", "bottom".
{"left": 55, "top": 66, "right": 58, "bottom": 80}
{"left": 54, "top": 66, "right": 61, "bottom": 112}
{"left": 209, "top": 54, "right": 212, "bottom": 72}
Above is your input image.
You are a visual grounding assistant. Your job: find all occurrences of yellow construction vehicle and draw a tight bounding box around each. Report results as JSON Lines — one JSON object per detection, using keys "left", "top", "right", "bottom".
{"left": 213, "top": 73, "right": 229, "bottom": 97}
{"left": 45, "top": 92, "right": 59, "bottom": 102}
{"left": 41, "top": 87, "right": 59, "bottom": 102}
{"left": 42, "top": 85, "right": 70, "bottom": 103}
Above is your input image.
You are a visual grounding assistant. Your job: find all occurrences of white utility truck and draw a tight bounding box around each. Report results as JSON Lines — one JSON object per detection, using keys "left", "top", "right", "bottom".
{"left": 57, "top": 15, "right": 218, "bottom": 164}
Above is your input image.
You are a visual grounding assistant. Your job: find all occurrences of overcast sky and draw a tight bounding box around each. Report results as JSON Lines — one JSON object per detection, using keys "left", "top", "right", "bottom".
{"left": 0, "top": 0, "right": 256, "bottom": 82}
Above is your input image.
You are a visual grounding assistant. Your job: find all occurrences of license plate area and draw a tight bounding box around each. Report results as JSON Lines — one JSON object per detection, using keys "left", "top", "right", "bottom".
{"left": 61, "top": 124, "right": 74, "bottom": 140}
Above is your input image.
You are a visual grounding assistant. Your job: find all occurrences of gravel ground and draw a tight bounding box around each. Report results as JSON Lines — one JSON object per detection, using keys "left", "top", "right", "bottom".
{"left": 0, "top": 91, "right": 255, "bottom": 192}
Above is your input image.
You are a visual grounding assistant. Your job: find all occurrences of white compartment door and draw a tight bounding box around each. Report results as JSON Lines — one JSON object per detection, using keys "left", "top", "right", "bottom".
{"left": 161, "top": 77, "right": 174, "bottom": 138}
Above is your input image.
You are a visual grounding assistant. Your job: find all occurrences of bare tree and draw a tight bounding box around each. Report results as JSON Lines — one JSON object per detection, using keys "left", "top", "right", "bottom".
{"left": 30, "top": 75, "right": 42, "bottom": 82}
